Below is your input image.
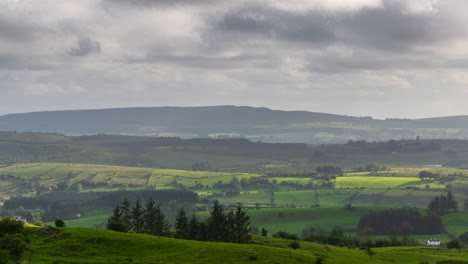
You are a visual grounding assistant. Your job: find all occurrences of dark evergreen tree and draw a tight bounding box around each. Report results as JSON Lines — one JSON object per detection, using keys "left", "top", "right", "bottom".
{"left": 232, "top": 203, "right": 251, "bottom": 243}
{"left": 131, "top": 200, "right": 144, "bottom": 233}
{"left": 188, "top": 214, "right": 199, "bottom": 240}
{"left": 225, "top": 211, "right": 235, "bottom": 243}
{"left": 197, "top": 220, "right": 208, "bottom": 241}
{"left": 155, "top": 204, "right": 170, "bottom": 236}
{"left": 207, "top": 200, "right": 227, "bottom": 242}
{"left": 107, "top": 205, "right": 128, "bottom": 232}
{"left": 143, "top": 199, "right": 159, "bottom": 235}
{"left": 175, "top": 207, "right": 189, "bottom": 239}
{"left": 121, "top": 198, "right": 132, "bottom": 229}
{"left": 447, "top": 191, "right": 458, "bottom": 212}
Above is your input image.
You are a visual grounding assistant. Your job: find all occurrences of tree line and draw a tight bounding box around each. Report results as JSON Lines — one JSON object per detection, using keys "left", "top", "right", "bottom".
{"left": 107, "top": 199, "right": 251, "bottom": 244}
{"left": 428, "top": 191, "right": 458, "bottom": 214}
{"left": 357, "top": 208, "right": 444, "bottom": 235}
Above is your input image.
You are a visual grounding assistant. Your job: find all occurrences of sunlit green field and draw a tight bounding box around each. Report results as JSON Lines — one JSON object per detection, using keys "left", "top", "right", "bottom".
{"left": 336, "top": 176, "right": 420, "bottom": 188}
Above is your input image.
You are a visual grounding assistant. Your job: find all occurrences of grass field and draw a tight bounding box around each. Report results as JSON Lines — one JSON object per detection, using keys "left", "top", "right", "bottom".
{"left": 21, "top": 226, "right": 468, "bottom": 264}
{"left": 0, "top": 163, "right": 259, "bottom": 197}
{"left": 336, "top": 176, "right": 421, "bottom": 188}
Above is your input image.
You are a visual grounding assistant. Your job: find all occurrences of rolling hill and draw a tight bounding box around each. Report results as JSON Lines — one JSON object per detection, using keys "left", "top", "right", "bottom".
{"left": 15, "top": 227, "right": 468, "bottom": 264}
{"left": 3, "top": 106, "right": 468, "bottom": 143}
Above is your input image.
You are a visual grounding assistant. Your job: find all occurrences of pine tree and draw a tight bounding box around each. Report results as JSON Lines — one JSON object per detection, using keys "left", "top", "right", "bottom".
{"left": 225, "top": 211, "right": 235, "bottom": 243}
{"left": 428, "top": 196, "right": 440, "bottom": 214}
{"left": 143, "top": 199, "right": 159, "bottom": 235}
{"left": 207, "top": 200, "right": 226, "bottom": 242}
{"left": 131, "top": 200, "right": 144, "bottom": 233}
{"left": 121, "top": 198, "right": 132, "bottom": 229}
{"left": 155, "top": 205, "right": 170, "bottom": 236}
{"left": 197, "top": 220, "right": 208, "bottom": 241}
{"left": 232, "top": 203, "right": 251, "bottom": 243}
{"left": 188, "top": 214, "right": 199, "bottom": 240}
{"left": 107, "top": 205, "right": 128, "bottom": 232}
{"left": 447, "top": 190, "right": 458, "bottom": 212}
{"left": 175, "top": 207, "right": 189, "bottom": 239}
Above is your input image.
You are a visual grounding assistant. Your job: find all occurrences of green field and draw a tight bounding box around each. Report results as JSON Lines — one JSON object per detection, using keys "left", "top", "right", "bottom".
{"left": 18, "top": 226, "right": 468, "bottom": 264}
{"left": 336, "top": 176, "right": 421, "bottom": 188}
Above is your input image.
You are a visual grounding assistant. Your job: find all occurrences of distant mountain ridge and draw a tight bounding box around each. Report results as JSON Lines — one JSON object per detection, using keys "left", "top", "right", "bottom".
{"left": 1, "top": 105, "right": 468, "bottom": 143}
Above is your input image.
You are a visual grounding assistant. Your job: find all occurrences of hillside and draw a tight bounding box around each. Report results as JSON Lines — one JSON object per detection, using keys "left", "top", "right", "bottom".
{"left": 17, "top": 227, "right": 468, "bottom": 264}
{"left": 3, "top": 106, "right": 468, "bottom": 143}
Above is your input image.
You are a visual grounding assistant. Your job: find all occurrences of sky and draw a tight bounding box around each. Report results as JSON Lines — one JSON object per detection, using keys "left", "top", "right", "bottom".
{"left": 1, "top": 0, "right": 468, "bottom": 119}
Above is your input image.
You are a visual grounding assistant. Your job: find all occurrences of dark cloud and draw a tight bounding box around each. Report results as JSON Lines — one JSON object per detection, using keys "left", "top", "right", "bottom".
{"left": 69, "top": 37, "right": 101, "bottom": 57}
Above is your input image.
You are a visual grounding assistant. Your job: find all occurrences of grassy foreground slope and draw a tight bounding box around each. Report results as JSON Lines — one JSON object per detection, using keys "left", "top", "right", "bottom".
{"left": 25, "top": 227, "right": 468, "bottom": 264}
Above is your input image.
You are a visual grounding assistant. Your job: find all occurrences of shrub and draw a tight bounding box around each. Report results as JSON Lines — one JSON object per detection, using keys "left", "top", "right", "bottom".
{"left": 0, "top": 218, "right": 24, "bottom": 236}
{"left": 55, "top": 218, "right": 66, "bottom": 228}
{"left": 0, "top": 250, "right": 8, "bottom": 264}
{"left": 447, "top": 239, "right": 463, "bottom": 249}
{"left": 107, "top": 221, "right": 128, "bottom": 233}
{"left": 0, "top": 235, "right": 29, "bottom": 259}
{"left": 289, "top": 240, "right": 300, "bottom": 249}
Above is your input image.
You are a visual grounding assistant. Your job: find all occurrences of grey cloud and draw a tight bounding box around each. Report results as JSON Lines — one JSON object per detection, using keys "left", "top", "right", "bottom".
{"left": 69, "top": 37, "right": 101, "bottom": 57}
{"left": 125, "top": 53, "right": 277, "bottom": 69}
{"left": 0, "top": 14, "right": 40, "bottom": 42}
{"left": 101, "top": 0, "right": 216, "bottom": 8}
{"left": 213, "top": 6, "right": 335, "bottom": 45}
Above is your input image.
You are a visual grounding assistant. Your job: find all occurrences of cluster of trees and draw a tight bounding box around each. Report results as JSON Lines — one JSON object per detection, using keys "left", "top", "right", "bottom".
{"left": 107, "top": 200, "right": 251, "bottom": 244}
{"left": 191, "top": 162, "right": 211, "bottom": 171}
{"left": 316, "top": 165, "right": 343, "bottom": 177}
{"left": 354, "top": 163, "right": 389, "bottom": 172}
{"left": 106, "top": 198, "right": 170, "bottom": 235}
{"left": 344, "top": 139, "right": 442, "bottom": 153}
{"left": 418, "top": 171, "right": 441, "bottom": 181}
{"left": 428, "top": 191, "right": 458, "bottom": 214}
{"left": 358, "top": 208, "right": 444, "bottom": 235}
{"left": 0, "top": 218, "right": 30, "bottom": 262}
{"left": 302, "top": 225, "right": 414, "bottom": 248}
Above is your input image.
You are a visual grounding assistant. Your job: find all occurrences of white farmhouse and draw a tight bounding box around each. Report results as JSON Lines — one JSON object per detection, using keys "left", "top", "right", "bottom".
{"left": 427, "top": 239, "right": 441, "bottom": 246}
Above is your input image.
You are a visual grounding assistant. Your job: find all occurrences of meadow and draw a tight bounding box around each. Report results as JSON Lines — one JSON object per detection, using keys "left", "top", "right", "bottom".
{"left": 20, "top": 226, "right": 468, "bottom": 264}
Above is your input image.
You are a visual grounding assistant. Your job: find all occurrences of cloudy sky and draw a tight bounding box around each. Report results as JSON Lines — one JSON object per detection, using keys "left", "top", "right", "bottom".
{"left": 1, "top": 0, "right": 468, "bottom": 118}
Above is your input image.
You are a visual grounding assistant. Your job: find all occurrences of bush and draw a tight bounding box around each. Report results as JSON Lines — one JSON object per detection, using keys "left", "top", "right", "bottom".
{"left": 55, "top": 218, "right": 66, "bottom": 228}
{"left": 0, "top": 234, "right": 29, "bottom": 259}
{"left": 106, "top": 221, "right": 128, "bottom": 233}
{"left": 447, "top": 239, "right": 463, "bottom": 249}
{"left": 0, "top": 218, "right": 24, "bottom": 236}
{"left": 289, "top": 240, "right": 300, "bottom": 249}
{"left": 0, "top": 250, "right": 8, "bottom": 264}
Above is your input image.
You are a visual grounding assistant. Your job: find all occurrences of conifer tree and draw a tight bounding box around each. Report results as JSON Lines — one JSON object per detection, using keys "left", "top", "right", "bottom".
{"left": 107, "top": 204, "right": 128, "bottom": 232}
{"left": 207, "top": 200, "right": 226, "bottom": 242}
{"left": 143, "top": 198, "right": 159, "bottom": 235}
{"left": 447, "top": 190, "right": 458, "bottom": 212}
{"left": 131, "top": 200, "right": 144, "bottom": 233}
{"left": 155, "top": 205, "right": 170, "bottom": 236}
{"left": 175, "top": 207, "right": 189, "bottom": 239}
{"left": 232, "top": 203, "right": 251, "bottom": 243}
{"left": 197, "top": 220, "right": 208, "bottom": 241}
{"left": 225, "top": 211, "right": 235, "bottom": 243}
{"left": 121, "top": 198, "right": 132, "bottom": 229}
{"left": 188, "top": 214, "right": 199, "bottom": 240}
